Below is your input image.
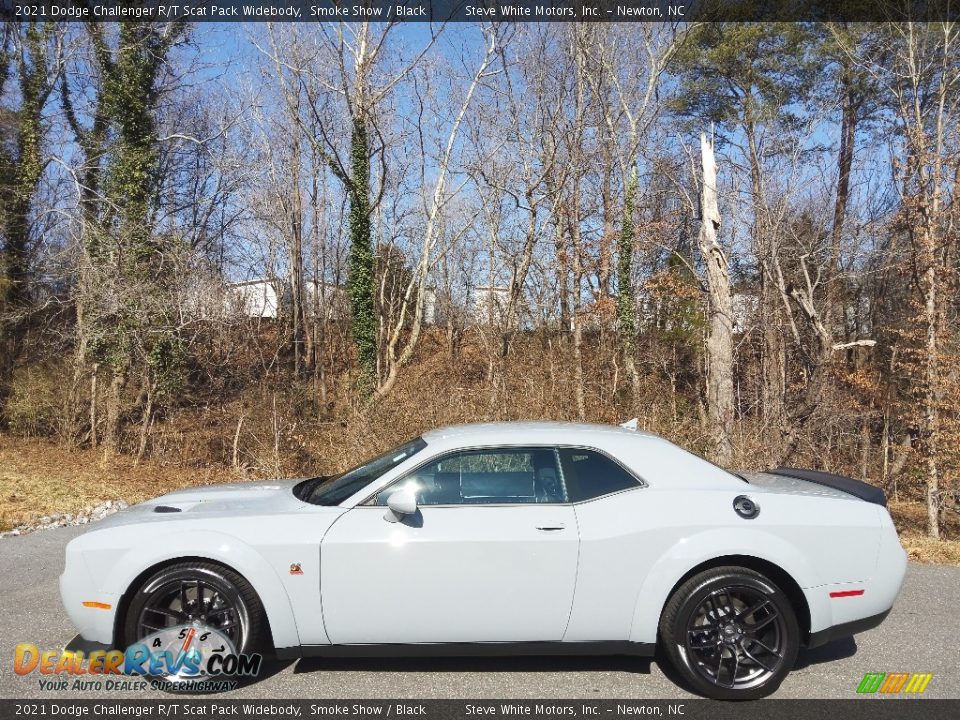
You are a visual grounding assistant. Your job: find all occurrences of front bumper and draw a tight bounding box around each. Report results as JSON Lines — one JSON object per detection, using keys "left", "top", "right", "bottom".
{"left": 59, "top": 548, "right": 120, "bottom": 646}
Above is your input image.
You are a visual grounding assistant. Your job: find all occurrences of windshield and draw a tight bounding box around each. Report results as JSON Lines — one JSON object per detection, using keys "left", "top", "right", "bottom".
{"left": 296, "top": 437, "right": 427, "bottom": 506}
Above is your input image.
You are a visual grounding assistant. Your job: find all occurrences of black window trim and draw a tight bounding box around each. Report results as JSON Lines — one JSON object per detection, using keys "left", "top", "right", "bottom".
{"left": 356, "top": 443, "right": 647, "bottom": 508}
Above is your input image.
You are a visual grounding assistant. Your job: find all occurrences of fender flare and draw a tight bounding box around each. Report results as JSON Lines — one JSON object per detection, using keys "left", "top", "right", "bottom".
{"left": 627, "top": 528, "right": 827, "bottom": 644}
{"left": 103, "top": 529, "right": 301, "bottom": 650}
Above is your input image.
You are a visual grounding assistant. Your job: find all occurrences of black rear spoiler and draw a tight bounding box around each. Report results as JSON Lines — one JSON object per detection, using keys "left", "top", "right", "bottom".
{"left": 768, "top": 467, "right": 887, "bottom": 507}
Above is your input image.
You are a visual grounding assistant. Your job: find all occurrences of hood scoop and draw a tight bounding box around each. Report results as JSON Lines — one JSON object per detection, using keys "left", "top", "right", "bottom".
{"left": 153, "top": 505, "right": 182, "bottom": 513}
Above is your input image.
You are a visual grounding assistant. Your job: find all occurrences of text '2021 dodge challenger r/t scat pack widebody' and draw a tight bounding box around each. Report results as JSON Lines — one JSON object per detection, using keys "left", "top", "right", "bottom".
{"left": 60, "top": 421, "right": 906, "bottom": 699}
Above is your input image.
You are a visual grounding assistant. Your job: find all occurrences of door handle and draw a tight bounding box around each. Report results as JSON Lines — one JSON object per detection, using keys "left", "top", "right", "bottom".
{"left": 536, "top": 525, "right": 566, "bottom": 532}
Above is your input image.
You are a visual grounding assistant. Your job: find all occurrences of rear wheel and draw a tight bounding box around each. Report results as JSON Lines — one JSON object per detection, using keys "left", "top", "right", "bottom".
{"left": 122, "top": 561, "right": 267, "bottom": 655}
{"left": 659, "top": 566, "right": 799, "bottom": 700}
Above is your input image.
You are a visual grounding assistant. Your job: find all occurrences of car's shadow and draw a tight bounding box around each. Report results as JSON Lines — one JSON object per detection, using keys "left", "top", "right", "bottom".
{"left": 66, "top": 632, "right": 857, "bottom": 694}
{"left": 652, "top": 636, "right": 859, "bottom": 697}
{"left": 66, "top": 635, "right": 112, "bottom": 654}
{"left": 793, "top": 636, "right": 858, "bottom": 670}
{"left": 290, "top": 635, "right": 857, "bottom": 679}
{"left": 292, "top": 655, "right": 653, "bottom": 675}
{"left": 64, "top": 634, "right": 297, "bottom": 691}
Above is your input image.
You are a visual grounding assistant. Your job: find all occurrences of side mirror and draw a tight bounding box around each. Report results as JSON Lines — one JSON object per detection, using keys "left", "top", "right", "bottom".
{"left": 383, "top": 489, "right": 418, "bottom": 523}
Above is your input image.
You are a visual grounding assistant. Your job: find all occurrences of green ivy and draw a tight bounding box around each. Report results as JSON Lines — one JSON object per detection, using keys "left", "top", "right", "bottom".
{"left": 148, "top": 333, "right": 186, "bottom": 401}
{"left": 347, "top": 117, "right": 377, "bottom": 395}
{"left": 617, "top": 166, "right": 638, "bottom": 356}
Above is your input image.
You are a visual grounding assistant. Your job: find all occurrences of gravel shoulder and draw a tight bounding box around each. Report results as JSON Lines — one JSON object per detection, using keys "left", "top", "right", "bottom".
{"left": 0, "top": 525, "right": 956, "bottom": 700}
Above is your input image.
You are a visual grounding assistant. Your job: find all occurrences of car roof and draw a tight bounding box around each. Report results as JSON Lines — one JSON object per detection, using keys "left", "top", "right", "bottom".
{"left": 421, "top": 421, "right": 662, "bottom": 445}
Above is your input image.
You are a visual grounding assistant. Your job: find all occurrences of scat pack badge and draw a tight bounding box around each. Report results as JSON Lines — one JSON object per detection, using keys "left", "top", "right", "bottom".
{"left": 289, "top": 563, "right": 303, "bottom": 575}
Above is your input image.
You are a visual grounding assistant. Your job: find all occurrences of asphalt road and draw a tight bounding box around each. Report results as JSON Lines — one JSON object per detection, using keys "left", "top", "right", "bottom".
{"left": 0, "top": 525, "right": 957, "bottom": 700}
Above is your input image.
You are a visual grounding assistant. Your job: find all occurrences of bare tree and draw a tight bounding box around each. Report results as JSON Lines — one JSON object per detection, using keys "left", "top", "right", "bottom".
{"left": 698, "top": 132, "right": 735, "bottom": 465}
{"left": 581, "top": 24, "right": 685, "bottom": 404}
{"left": 375, "top": 26, "right": 500, "bottom": 398}
{"left": 882, "top": 22, "right": 960, "bottom": 538}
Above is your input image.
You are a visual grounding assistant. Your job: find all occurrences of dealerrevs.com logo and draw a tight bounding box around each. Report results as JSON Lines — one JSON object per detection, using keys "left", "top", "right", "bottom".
{"left": 856, "top": 673, "right": 934, "bottom": 695}
{"left": 14, "top": 624, "right": 262, "bottom": 693}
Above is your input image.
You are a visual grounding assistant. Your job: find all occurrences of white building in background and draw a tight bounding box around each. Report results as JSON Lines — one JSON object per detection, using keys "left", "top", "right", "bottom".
{"left": 471, "top": 285, "right": 510, "bottom": 324}
{"left": 226, "top": 279, "right": 280, "bottom": 318}
{"left": 225, "top": 278, "right": 436, "bottom": 325}
{"left": 304, "top": 280, "right": 350, "bottom": 321}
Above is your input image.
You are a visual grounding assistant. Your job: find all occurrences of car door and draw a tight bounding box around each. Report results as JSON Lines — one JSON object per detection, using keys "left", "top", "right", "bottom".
{"left": 319, "top": 446, "right": 579, "bottom": 645}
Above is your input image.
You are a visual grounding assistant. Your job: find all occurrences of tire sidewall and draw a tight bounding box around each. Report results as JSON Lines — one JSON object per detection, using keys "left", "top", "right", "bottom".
{"left": 666, "top": 570, "right": 800, "bottom": 700}
{"left": 122, "top": 565, "right": 253, "bottom": 654}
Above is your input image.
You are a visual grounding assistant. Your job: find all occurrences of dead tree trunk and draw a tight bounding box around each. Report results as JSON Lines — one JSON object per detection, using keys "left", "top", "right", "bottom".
{"left": 697, "top": 133, "right": 735, "bottom": 466}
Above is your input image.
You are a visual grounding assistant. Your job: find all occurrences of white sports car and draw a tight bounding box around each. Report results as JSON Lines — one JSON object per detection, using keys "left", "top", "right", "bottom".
{"left": 60, "top": 422, "right": 906, "bottom": 699}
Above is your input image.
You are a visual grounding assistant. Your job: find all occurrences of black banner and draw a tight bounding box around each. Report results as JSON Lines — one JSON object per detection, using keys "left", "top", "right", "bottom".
{"left": 0, "top": 700, "right": 958, "bottom": 720}
{"left": 1, "top": 0, "right": 959, "bottom": 23}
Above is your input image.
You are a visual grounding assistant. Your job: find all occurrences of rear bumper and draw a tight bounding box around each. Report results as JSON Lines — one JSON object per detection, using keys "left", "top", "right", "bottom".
{"left": 806, "top": 608, "right": 890, "bottom": 649}
{"left": 802, "top": 505, "right": 906, "bottom": 647}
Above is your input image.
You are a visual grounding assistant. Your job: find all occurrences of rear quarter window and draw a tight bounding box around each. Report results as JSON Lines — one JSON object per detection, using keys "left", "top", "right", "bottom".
{"left": 560, "top": 448, "right": 640, "bottom": 502}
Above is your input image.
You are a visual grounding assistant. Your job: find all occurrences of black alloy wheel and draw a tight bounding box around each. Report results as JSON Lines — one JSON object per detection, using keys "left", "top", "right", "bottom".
{"left": 659, "top": 566, "right": 800, "bottom": 700}
{"left": 123, "top": 561, "right": 267, "bottom": 655}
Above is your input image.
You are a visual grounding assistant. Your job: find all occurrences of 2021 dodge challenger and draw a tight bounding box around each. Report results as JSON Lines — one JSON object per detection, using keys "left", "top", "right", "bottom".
{"left": 60, "top": 421, "right": 906, "bottom": 699}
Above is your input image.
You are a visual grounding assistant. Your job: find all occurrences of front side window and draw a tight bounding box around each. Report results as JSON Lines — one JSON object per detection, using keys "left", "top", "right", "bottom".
{"left": 374, "top": 447, "right": 567, "bottom": 506}
{"left": 560, "top": 448, "right": 640, "bottom": 502}
{"left": 297, "top": 438, "right": 427, "bottom": 506}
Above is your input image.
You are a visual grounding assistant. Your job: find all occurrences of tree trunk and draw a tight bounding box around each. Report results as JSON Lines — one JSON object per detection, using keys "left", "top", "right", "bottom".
{"left": 135, "top": 377, "right": 155, "bottom": 465}
{"left": 921, "top": 257, "right": 940, "bottom": 539}
{"left": 826, "top": 61, "right": 858, "bottom": 332}
{"left": 697, "top": 133, "right": 735, "bottom": 467}
{"left": 745, "top": 116, "right": 786, "bottom": 450}
{"left": 232, "top": 415, "right": 244, "bottom": 470}
{"left": 347, "top": 116, "right": 377, "bottom": 394}
{"left": 89, "top": 363, "right": 99, "bottom": 449}
{"left": 569, "top": 207, "right": 586, "bottom": 422}
{"left": 618, "top": 166, "right": 642, "bottom": 404}
{"left": 289, "top": 143, "right": 305, "bottom": 377}
{"left": 103, "top": 367, "right": 127, "bottom": 458}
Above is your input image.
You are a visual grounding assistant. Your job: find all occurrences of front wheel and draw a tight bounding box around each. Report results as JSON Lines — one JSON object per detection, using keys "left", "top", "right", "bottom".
{"left": 122, "top": 561, "right": 267, "bottom": 656}
{"left": 659, "top": 566, "right": 800, "bottom": 700}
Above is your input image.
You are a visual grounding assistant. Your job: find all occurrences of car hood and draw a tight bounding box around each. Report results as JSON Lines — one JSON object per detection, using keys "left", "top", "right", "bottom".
{"left": 92, "top": 479, "right": 314, "bottom": 530}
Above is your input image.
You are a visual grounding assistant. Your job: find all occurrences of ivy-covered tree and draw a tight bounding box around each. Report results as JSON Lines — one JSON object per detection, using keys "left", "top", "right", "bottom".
{"left": 66, "top": 21, "right": 188, "bottom": 454}
{"left": 0, "top": 22, "right": 58, "bottom": 421}
{"left": 345, "top": 114, "right": 377, "bottom": 395}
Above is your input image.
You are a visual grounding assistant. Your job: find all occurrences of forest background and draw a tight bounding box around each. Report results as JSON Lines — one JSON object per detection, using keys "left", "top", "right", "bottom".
{"left": 1, "top": 20, "right": 958, "bottom": 559}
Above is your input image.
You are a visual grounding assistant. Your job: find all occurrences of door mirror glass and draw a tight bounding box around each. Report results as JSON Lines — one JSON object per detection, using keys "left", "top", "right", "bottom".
{"left": 384, "top": 488, "right": 418, "bottom": 523}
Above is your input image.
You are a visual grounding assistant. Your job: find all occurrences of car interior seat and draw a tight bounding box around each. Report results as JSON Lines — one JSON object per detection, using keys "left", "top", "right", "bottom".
{"left": 533, "top": 452, "right": 564, "bottom": 503}
{"left": 431, "top": 471, "right": 463, "bottom": 505}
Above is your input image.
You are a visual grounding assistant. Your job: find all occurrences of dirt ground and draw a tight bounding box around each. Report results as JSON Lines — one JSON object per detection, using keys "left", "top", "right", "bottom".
{"left": 0, "top": 435, "right": 239, "bottom": 531}
{"left": 888, "top": 500, "right": 960, "bottom": 564}
{"left": 1, "top": 434, "right": 958, "bottom": 564}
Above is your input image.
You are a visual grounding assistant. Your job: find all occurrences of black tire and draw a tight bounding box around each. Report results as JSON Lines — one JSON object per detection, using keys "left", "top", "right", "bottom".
{"left": 122, "top": 561, "right": 268, "bottom": 656}
{"left": 658, "top": 566, "right": 800, "bottom": 700}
